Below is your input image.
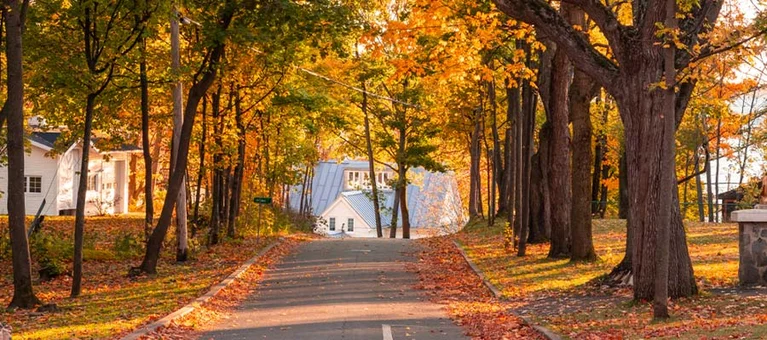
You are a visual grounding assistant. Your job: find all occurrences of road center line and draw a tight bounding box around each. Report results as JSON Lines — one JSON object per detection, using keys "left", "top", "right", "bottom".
{"left": 382, "top": 324, "right": 394, "bottom": 340}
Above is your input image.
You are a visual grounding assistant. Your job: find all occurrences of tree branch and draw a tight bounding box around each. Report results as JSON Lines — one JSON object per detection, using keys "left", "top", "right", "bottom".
{"left": 492, "top": 0, "right": 619, "bottom": 91}
{"left": 561, "top": 0, "right": 625, "bottom": 60}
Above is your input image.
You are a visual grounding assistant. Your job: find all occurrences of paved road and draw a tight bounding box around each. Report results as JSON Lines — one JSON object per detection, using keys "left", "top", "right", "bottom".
{"left": 201, "top": 238, "right": 467, "bottom": 340}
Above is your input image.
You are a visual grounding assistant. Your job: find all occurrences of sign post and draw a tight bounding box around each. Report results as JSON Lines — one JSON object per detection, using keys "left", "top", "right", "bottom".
{"left": 253, "top": 197, "right": 272, "bottom": 244}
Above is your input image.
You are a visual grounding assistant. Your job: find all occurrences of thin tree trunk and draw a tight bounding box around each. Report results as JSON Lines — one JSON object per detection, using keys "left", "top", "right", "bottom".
{"left": 6, "top": 0, "right": 41, "bottom": 308}
{"left": 390, "top": 186, "right": 399, "bottom": 238}
{"left": 518, "top": 67, "right": 535, "bottom": 256}
{"left": 228, "top": 90, "right": 245, "bottom": 238}
{"left": 140, "top": 38, "right": 153, "bottom": 240}
{"left": 209, "top": 85, "right": 223, "bottom": 245}
{"left": 170, "top": 7, "right": 188, "bottom": 262}
{"left": 362, "top": 80, "right": 383, "bottom": 238}
{"left": 72, "top": 93, "right": 97, "bottom": 298}
{"left": 696, "top": 153, "right": 705, "bottom": 222}
{"left": 399, "top": 166, "right": 411, "bottom": 239}
{"left": 192, "top": 96, "right": 207, "bottom": 234}
{"left": 469, "top": 106, "right": 483, "bottom": 219}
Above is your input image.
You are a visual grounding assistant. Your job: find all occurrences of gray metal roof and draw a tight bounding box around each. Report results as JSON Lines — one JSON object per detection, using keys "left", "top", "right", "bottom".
{"left": 289, "top": 160, "right": 466, "bottom": 230}
{"left": 28, "top": 132, "right": 61, "bottom": 149}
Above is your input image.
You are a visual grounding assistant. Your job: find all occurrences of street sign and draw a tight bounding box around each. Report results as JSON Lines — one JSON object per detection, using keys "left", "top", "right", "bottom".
{"left": 253, "top": 197, "right": 272, "bottom": 204}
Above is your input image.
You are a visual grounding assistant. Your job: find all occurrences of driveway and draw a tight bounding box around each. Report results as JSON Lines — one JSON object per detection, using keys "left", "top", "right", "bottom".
{"left": 200, "top": 238, "right": 467, "bottom": 340}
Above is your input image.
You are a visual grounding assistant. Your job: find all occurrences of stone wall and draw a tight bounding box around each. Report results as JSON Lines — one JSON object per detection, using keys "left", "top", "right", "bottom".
{"left": 739, "top": 222, "right": 767, "bottom": 285}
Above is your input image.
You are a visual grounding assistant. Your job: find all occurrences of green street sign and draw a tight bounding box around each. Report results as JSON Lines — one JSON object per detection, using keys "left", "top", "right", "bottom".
{"left": 253, "top": 197, "right": 272, "bottom": 204}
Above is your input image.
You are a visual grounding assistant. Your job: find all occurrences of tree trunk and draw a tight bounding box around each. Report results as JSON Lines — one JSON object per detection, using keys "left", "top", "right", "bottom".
{"left": 170, "top": 8, "right": 188, "bottom": 262}
{"left": 72, "top": 93, "right": 97, "bottom": 298}
{"left": 209, "top": 85, "right": 223, "bottom": 245}
{"left": 653, "top": 1, "right": 676, "bottom": 317}
{"left": 140, "top": 38, "right": 153, "bottom": 240}
{"left": 547, "top": 40, "right": 572, "bottom": 259}
{"left": 618, "top": 60, "right": 697, "bottom": 301}
{"left": 138, "top": 5, "right": 232, "bottom": 273}
{"left": 568, "top": 7, "right": 598, "bottom": 261}
{"left": 696, "top": 155, "right": 705, "bottom": 222}
{"left": 192, "top": 96, "right": 207, "bottom": 234}
{"left": 569, "top": 68, "right": 597, "bottom": 261}
{"left": 399, "top": 166, "right": 411, "bottom": 239}
{"left": 362, "top": 80, "right": 383, "bottom": 238}
{"left": 469, "top": 107, "right": 483, "bottom": 219}
{"left": 518, "top": 69, "right": 535, "bottom": 256}
{"left": 501, "top": 78, "right": 514, "bottom": 218}
{"left": 619, "top": 153, "right": 628, "bottom": 219}
{"left": 6, "top": 0, "right": 41, "bottom": 308}
{"left": 389, "top": 187, "right": 399, "bottom": 238}
{"left": 228, "top": 90, "right": 245, "bottom": 238}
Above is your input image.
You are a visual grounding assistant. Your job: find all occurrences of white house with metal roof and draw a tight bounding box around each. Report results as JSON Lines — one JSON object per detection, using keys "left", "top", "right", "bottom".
{"left": 0, "top": 131, "right": 140, "bottom": 216}
{"left": 288, "top": 160, "right": 466, "bottom": 238}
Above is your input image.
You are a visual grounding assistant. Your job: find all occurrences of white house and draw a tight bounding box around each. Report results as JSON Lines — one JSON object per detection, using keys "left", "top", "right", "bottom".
{"left": 0, "top": 131, "right": 140, "bottom": 216}
{"left": 288, "top": 160, "right": 466, "bottom": 238}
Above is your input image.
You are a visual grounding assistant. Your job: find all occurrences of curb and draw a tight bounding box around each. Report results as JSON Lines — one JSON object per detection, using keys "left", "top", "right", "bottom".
{"left": 452, "top": 240, "right": 562, "bottom": 340}
{"left": 120, "top": 239, "right": 282, "bottom": 340}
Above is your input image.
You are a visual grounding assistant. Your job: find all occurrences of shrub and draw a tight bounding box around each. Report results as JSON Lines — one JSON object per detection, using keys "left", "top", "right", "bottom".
{"left": 30, "top": 233, "right": 72, "bottom": 281}
{"left": 112, "top": 232, "right": 144, "bottom": 259}
{"left": 0, "top": 231, "right": 10, "bottom": 261}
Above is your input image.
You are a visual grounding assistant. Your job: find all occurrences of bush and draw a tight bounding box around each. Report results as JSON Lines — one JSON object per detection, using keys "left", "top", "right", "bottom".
{"left": 112, "top": 232, "right": 143, "bottom": 259}
{"left": 0, "top": 231, "right": 10, "bottom": 261}
{"left": 30, "top": 233, "right": 72, "bottom": 281}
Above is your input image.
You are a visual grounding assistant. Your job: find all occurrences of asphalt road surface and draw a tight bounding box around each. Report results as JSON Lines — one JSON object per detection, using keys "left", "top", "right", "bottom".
{"left": 200, "top": 238, "right": 467, "bottom": 340}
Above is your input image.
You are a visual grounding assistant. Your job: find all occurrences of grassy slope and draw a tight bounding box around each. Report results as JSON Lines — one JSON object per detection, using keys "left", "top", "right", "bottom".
{"left": 457, "top": 219, "right": 767, "bottom": 339}
{"left": 0, "top": 216, "right": 283, "bottom": 339}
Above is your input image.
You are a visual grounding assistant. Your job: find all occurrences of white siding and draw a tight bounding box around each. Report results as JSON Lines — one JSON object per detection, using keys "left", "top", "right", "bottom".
{"left": 0, "top": 144, "right": 60, "bottom": 216}
{"left": 319, "top": 196, "right": 373, "bottom": 237}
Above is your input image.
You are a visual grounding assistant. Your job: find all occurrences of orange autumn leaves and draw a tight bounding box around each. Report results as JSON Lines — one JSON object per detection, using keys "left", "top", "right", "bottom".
{"left": 410, "top": 237, "right": 543, "bottom": 339}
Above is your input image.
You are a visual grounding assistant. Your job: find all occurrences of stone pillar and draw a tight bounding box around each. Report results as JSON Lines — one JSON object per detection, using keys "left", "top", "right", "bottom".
{"left": 731, "top": 208, "right": 767, "bottom": 286}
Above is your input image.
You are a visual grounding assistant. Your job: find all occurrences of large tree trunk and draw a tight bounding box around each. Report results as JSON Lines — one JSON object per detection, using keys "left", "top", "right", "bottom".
{"left": 192, "top": 96, "right": 207, "bottom": 234}
{"left": 138, "top": 4, "right": 233, "bottom": 273}
{"left": 547, "top": 41, "right": 572, "bottom": 259}
{"left": 6, "top": 0, "right": 41, "bottom": 308}
{"left": 568, "top": 8, "right": 598, "bottom": 262}
{"left": 618, "top": 58, "right": 696, "bottom": 301}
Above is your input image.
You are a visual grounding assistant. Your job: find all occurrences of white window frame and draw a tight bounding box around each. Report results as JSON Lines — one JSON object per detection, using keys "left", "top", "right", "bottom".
{"left": 24, "top": 176, "right": 42, "bottom": 194}
{"left": 329, "top": 217, "right": 336, "bottom": 231}
{"left": 347, "top": 218, "right": 354, "bottom": 232}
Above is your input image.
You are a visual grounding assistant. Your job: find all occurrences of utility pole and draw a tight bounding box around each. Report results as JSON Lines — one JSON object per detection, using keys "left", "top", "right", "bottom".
{"left": 171, "top": 6, "right": 189, "bottom": 262}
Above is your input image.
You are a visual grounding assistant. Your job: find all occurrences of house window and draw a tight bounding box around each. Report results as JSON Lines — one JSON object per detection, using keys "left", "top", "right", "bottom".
{"left": 87, "top": 174, "right": 99, "bottom": 191}
{"left": 329, "top": 218, "right": 336, "bottom": 231}
{"left": 345, "top": 170, "right": 394, "bottom": 190}
{"left": 24, "top": 176, "right": 42, "bottom": 193}
{"left": 347, "top": 218, "right": 354, "bottom": 232}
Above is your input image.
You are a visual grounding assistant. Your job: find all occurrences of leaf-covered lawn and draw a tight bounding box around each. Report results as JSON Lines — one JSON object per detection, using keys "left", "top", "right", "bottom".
{"left": 456, "top": 219, "right": 766, "bottom": 339}
{"left": 410, "top": 237, "right": 543, "bottom": 339}
{"left": 0, "top": 216, "right": 290, "bottom": 340}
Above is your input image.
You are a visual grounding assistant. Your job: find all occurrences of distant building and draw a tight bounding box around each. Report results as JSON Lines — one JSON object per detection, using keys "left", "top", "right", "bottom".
{"left": 288, "top": 160, "right": 466, "bottom": 238}
{"left": 0, "top": 132, "right": 140, "bottom": 216}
